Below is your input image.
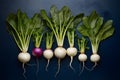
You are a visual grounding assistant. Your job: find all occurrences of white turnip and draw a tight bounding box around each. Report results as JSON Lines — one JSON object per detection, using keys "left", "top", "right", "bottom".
{"left": 78, "top": 37, "right": 89, "bottom": 74}
{"left": 77, "top": 11, "right": 114, "bottom": 70}
{"left": 7, "top": 9, "right": 37, "bottom": 79}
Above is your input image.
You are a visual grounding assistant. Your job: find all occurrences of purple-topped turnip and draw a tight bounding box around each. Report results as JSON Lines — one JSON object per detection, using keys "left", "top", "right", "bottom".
{"left": 32, "top": 47, "right": 43, "bottom": 57}
{"left": 31, "top": 13, "right": 45, "bottom": 75}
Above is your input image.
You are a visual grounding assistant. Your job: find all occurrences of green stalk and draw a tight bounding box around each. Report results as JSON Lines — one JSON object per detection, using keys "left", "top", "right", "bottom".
{"left": 67, "top": 30, "right": 74, "bottom": 47}
{"left": 46, "top": 32, "right": 54, "bottom": 49}
{"left": 61, "top": 17, "right": 74, "bottom": 46}
{"left": 78, "top": 37, "right": 88, "bottom": 53}
{"left": 91, "top": 39, "right": 100, "bottom": 54}
{"left": 31, "top": 13, "right": 46, "bottom": 48}
{"left": 34, "top": 34, "right": 43, "bottom": 48}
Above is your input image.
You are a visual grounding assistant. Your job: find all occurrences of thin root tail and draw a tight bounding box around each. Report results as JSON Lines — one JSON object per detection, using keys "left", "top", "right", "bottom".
{"left": 69, "top": 57, "right": 75, "bottom": 72}
{"left": 22, "top": 63, "right": 27, "bottom": 79}
{"left": 79, "top": 62, "right": 85, "bottom": 75}
{"left": 46, "top": 59, "right": 50, "bottom": 71}
{"left": 55, "top": 59, "right": 61, "bottom": 77}
{"left": 26, "top": 63, "right": 36, "bottom": 66}
{"left": 36, "top": 58, "right": 39, "bottom": 76}
{"left": 90, "top": 62, "right": 98, "bottom": 71}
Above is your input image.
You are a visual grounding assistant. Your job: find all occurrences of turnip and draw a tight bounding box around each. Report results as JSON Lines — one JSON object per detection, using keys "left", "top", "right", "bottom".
{"left": 31, "top": 13, "right": 45, "bottom": 75}
{"left": 43, "top": 32, "right": 54, "bottom": 71}
{"left": 18, "top": 52, "right": 31, "bottom": 78}
{"left": 67, "top": 47, "right": 77, "bottom": 70}
{"left": 66, "top": 30, "right": 77, "bottom": 71}
{"left": 78, "top": 37, "right": 89, "bottom": 74}
{"left": 77, "top": 11, "right": 114, "bottom": 70}
{"left": 32, "top": 47, "right": 43, "bottom": 75}
{"left": 6, "top": 9, "right": 37, "bottom": 78}
{"left": 66, "top": 13, "right": 83, "bottom": 71}
{"left": 18, "top": 52, "right": 31, "bottom": 63}
{"left": 41, "top": 5, "right": 83, "bottom": 76}
{"left": 54, "top": 47, "right": 66, "bottom": 76}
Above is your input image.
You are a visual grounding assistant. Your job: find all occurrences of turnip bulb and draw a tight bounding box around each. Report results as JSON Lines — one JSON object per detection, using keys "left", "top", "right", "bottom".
{"left": 90, "top": 54, "right": 100, "bottom": 70}
{"left": 32, "top": 48, "right": 43, "bottom": 58}
{"left": 18, "top": 52, "right": 31, "bottom": 79}
{"left": 78, "top": 53, "right": 89, "bottom": 74}
{"left": 54, "top": 47, "right": 67, "bottom": 76}
{"left": 66, "top": 47, "right": 77, "bottom": 71}
{"left": 54, "top": 47, "right": 66, "bottom": 59}
{"left": 90, "top": 54, "right": 100, "bottom": 62}
{"left": 43, "top": 49, "right": 53, "bottom": 71}
{"left": 18, "top": 52, "right": 31, "bottom": 63}
{"left": 32, "top": 47, "right": 43, "bottom": 75}
{"left": 78, "top": 53, "right": 87, "bottom": 62}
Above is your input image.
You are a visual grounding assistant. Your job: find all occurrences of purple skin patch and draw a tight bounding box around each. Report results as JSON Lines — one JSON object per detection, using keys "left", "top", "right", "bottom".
{"left": 32, "top": 48, "right": 43, "bottom": 58}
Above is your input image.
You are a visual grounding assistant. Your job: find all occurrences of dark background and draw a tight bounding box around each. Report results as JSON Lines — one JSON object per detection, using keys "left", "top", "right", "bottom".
{"left": 0, "top": 0, "right": 120, "bottom": 80}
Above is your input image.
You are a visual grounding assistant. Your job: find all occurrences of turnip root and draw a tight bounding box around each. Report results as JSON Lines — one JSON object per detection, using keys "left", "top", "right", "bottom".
{"left": 77, "top": 37, "right": 89, "bottom": 74}
{"left": 78, "top": 53, "right": 89, "bottom": 74}
{"left": 31, "top": 13, "right": 46, "bottom": 77}
{"left": 32, "top": 48, "right": 43, "bottom": 74}
{"left": 6, "top": 9, "right": 37, "bottom": 79}
{"left": 18, "top": 52, "right": 31, "bottom": 78}
{"left": 43, "top": 49, "right": 53, "bottom": 71}
{"left": 54, "top": 47, "right": 66, "bottom": 76}
{"left": 43, "top": 32, "right": 54, "bottom": 71}
{"left": 66, "top": 47, "right": 77, "bottom": 71}
{"left": 90, "top": 53, "right": 100, "bottom": 70}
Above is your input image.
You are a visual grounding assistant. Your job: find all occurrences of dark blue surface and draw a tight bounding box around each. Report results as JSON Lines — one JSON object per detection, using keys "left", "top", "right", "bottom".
{"left": 0, "top": 0, "right": 120, "bottom": 80}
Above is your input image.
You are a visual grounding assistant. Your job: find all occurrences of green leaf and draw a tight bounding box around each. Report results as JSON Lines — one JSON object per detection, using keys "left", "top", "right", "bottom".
{"left": 50, "top": 5, "right": 59, "bottom": 25}
{"left": 40, "top": 10, "right": 48, "bottom": 20}
{"left": 58, "top": 11, "right": 64, "bottom": 26}
{"left": 41, "top": 5, "right": 74, "bottom": 46}
{"left": 31, "top": 13, "right": 46, "bottom": 47}
{"left": 94, "top": 17, "right": 103, "bottom": 36}
{"left": 40, "top": 9, "right": 54, "bottom": 30}
{"left": 6, "top": 13, "right": 17, "bottom": 34}
{"left": 73, "top": 13, "right": 84, "bottom": 28}
{"left": 101, "top": 26, "right": 114, "bottom": 40}
{"left": 6, "top": 9, "right": 36, "bottom": 52}
{"left": 77, "top": 11, "right": 115, "bottom": 53}
{"left": 88, "top": 11, "right": 99, "bottom": 29}
{"left": 97, "top": 20, "right": 113, "bottom": 41}
{"left": 62, "top": 6, "right": 72, "bottom": 25}
{"left": 82, "top": 17, "right": 90, "bottom": 29}
{"left": 77, "top": 25, "right": 89, "bottom": 36}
